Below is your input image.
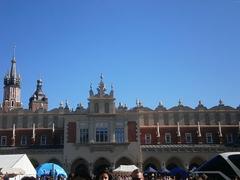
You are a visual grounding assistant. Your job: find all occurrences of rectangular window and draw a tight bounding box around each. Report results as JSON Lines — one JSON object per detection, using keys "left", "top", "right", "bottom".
{"left": 96, "top": 128, "right": 108, "bottom": 142}
{"left": 115, "top": 128, "right": 124, "bottom": 143}
{"left": 226, "top": 134, "right": 233, "bottom": 144}
{"left": 206, "top": 133, "right": 213, "bottom": 144}
{"left": 21, "top": 135, "right": 27, "bottom": 145}
{"left": 40, "top": 135, "right": 47, "bottom": 145}
{"left": 0, "top": 136, "right": 7, "bottom": 146}
{"left": 165, "top": 133, "right": 171, "bottom": 144}
{"left": 185, "top": 133, "right": 192, "bottom": 144}
{"left": 80, "top": 128, "right": 89, "bottom": 144}
{"left": 145, "top": 133, "right": 152, "bottom": 144}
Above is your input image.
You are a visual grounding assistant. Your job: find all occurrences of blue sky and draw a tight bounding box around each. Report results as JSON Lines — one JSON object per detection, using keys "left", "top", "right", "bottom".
{"left": 1, "top": 0, "right": 240, "bottom": 110}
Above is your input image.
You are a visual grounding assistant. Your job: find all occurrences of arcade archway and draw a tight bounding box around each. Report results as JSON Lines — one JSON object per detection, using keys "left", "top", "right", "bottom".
{"left": 189, "top": 156, "right": 205, "bottom": 170}
{"left": 71, "top": 158, "right": 90, "bottom": 180}
{"left": 115, "top": 157, "right": 133, "bottom": 168}
{"left": 48, "top": 158, "right": 62, "bottom": 166}
{"left": 93, "top": 157, "right": 111, "bottom": 175}
{"left": 143, "top": 157, "right": 160, "bottom": 170}
{"left": 166, "top": 157, "right": 183, "bottom": 170}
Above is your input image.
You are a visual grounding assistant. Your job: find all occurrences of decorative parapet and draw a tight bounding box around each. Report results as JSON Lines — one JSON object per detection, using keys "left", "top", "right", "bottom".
{"left": 0, "top": 146, "right": 63, "bottom": 154}
{"left": 74, "top": 142, "right": 130, "bottom": 152}
{"left": 141, "top": 144, "right": 240, "bottom": 153}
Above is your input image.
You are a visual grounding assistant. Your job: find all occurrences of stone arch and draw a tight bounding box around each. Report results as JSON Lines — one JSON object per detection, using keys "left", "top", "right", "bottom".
{"left": 48, "top": 158, "right": 62, "bottom": 166}
{"left": 71, "top": 158, "right": 90, "bottom": 180}
{"left": 115, "top": 157, "right": 134, "bottom": 168}
{"left": 93, "top": 157, "right": 111, "bottom": 175}
{"left": 143, "top": 157, "right": 160, "bottom": 171}
{"left": 166, "top": 157, "right": 183, "bottom": 170}
{"left": 189, "top": 156, "right": 205, "bottom": 170}
{"left": 30, "top": 158, "right": 39, "bottom": 168}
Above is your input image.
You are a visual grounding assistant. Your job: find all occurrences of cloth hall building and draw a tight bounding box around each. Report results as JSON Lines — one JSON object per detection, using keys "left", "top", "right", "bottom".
{"left": 0, "top": 56, "right": 240, "bottom": 178}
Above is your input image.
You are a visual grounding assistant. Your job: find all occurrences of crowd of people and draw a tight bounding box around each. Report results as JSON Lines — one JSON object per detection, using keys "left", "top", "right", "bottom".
{"left": 66, "top": 168, "right": 208, "bottom": 180}
{"left": 2, "top": 168, "right": 239, "bottom": 180}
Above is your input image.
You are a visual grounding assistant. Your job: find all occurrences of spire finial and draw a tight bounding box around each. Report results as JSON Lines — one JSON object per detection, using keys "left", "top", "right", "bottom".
{"left": 13, "top": 44, "right": 16, "bottom": 60}
{"left": 97, "top": 74, "right": 106, "bottom": 96}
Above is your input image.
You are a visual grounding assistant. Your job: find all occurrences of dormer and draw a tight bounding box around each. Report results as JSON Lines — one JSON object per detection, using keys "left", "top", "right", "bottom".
{"left": 88, "top": 74, "right": 115, "bottom": 114}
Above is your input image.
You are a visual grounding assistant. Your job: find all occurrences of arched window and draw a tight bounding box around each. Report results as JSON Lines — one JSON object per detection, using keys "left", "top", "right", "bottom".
{"left": 105, "top": 103, "right": 109, "bottom": 113}
{"left": 94, "top": 103, "right": 99, "bottom": 113}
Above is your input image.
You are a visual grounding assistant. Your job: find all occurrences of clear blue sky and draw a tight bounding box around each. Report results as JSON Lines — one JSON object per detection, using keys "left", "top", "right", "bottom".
{"left": 1, "top": 0, "right": 240, "bottom": 110}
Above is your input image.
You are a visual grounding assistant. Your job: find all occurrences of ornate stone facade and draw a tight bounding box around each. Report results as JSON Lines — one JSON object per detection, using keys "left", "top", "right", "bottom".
{"left": 0, "top": 57, "right": 240, "bottom": 178}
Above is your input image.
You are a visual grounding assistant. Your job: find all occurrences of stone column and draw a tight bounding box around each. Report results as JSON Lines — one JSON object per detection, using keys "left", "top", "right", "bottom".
{"left": 197, "top": 136, "right": 202, "bottom": 144}
{"left": 89, "top": 118, "right": 95, "bottom": 143}
{"left": 111, "top": 121, "right": 115, "bottom": 143}
{"left": 64, "top": 158, "right": 71, "bottom": 174}
{"left": 111, "top": 162, "right": 116, "bottom": 171}
{"left": 161, "top": 161, "right": 166, "bottom": 168}
{"left": 177, "top": 136, "right": 181, "bottom": 144}
{"left": 219, "top": 136, "right": 223, "bottom": 144}
{"left": 89, "top": 162, "right": 94, "bottom": 179}
{"left": 185, "top": 163, "right": 189, "bottom": 171}
{"left": 11, "top": 137, "right": 15, "bottom": 146}
{"left": 124, "top": 120, "right": 128, "bottom": 143}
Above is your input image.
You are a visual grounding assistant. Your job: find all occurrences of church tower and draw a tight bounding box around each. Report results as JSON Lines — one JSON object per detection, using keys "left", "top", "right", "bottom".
{"left": 3, "top": 48, "right": 21, "bottom": 112}
{"left": 29, "top": 79, "right": 48, "bottom": 112}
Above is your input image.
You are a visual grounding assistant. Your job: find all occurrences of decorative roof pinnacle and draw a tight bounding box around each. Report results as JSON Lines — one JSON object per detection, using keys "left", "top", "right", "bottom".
{"left": 178, "top": 99, "right": 182, "bottom": 106}
{"left": 136, "top": 99, "right": 139, "bottom": 107}
{"left": 90, "top": 82, "right": 93, "bottom": 90}
{"left": 159, "top": 101, "right": 163, "bottom": 106}
{"left": 219, "top": 99, "right": 224, "bottom": 106}
{"left": 59, "top": 101, "right": 64, "bottom": 108}
{"left": 198, "top": 100, "right": 202, "bottom": 106}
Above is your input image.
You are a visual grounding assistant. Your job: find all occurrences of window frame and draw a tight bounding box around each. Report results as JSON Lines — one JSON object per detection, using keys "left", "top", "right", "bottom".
{"left": 79, "top": 128, "right": 89, "bottom": 144}
{"left": 0, "top": 136, "right": 7, "bottom": 146}
{"left": 96, "top": 127, "right": 108, "bottom": 143}
{"left": 94, "top": 103, "right": 99, "bottom": 113}
{"left": 105, "top": 103, "right": 109, "bottom": 113}
{"left": 165, "top": 133, "right": 171, "bottom": 144}
{"left": 206, "top": 132, "right": 213, "bottom": 144}
{"left": 145, "top": 133, "right": 152, "bottom": 144}
{"left": 40, "top": 135, "right": 47, "bottom": 145}
{"left": 20, "top": 135, "right": 28, "bottom": 146}
{"left": 185, "top": 133, "right": 192, "bottom": 144}
{"left": 115, "top": 127, "right": 124, "bottom": 143}
{"left": 226, "top": 133, "right": 233, "bottom": 144}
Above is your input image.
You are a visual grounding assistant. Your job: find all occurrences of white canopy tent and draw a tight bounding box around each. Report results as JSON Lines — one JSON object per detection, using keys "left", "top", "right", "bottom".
{"left": 0, "top": 154, "right": 36, "bottom": 180}
{"left": 113, "top": 165, "right": 138, "bottom": 175}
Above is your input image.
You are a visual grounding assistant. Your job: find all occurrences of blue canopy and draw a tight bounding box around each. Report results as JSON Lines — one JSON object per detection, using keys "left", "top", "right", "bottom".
{"left": 158, "top": 167, "right": 171, "bottom": 176}
{"left": 144, "top": 167, "right": 157, "bottom": 174}
{"left": 36, "top": 163, "right": 67, "bottom": 178}
{"left": 170, "top": 167, "right": 188, "bottom": 178}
